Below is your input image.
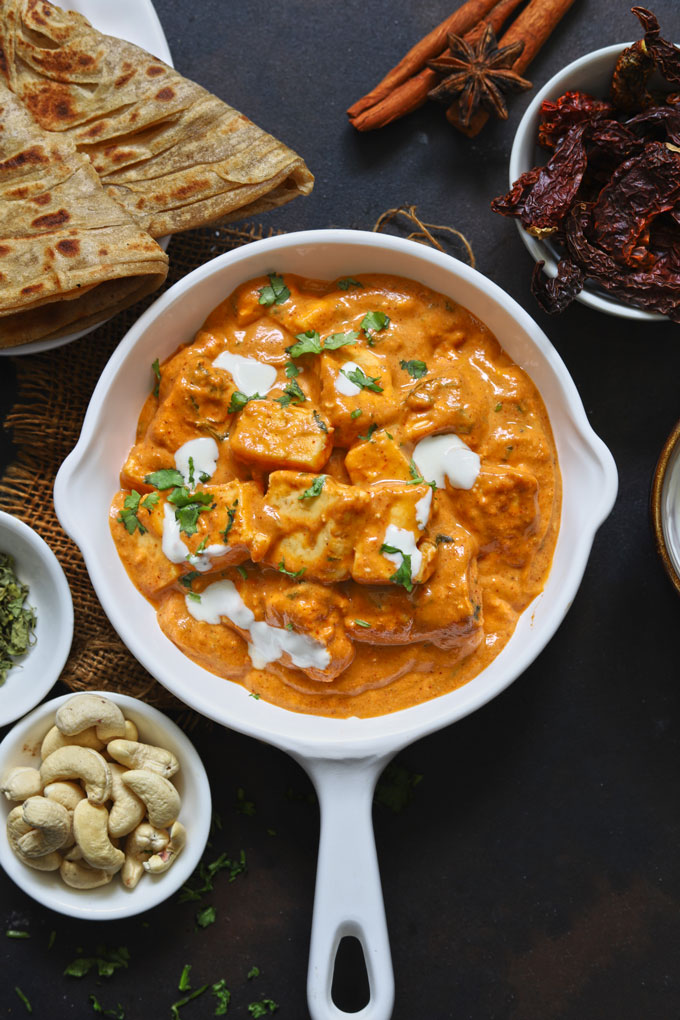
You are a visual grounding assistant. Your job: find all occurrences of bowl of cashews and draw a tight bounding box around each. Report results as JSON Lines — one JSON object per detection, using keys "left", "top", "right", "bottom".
{"left": 0, "top": 691, "right": 211, "bottom": 918}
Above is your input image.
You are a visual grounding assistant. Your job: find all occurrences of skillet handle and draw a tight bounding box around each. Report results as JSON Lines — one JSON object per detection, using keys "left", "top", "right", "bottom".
{"left": 302, "top": 755, "right": 394, "bottom": 1020}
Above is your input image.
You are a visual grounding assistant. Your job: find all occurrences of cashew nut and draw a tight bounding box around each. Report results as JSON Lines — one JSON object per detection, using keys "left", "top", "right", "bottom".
{"left": 72, "top": 800, "right": 125, "bottom": 873}
{"left": 63, "top": 843, "right": 83, "bottom": 861}
{"left": 121, "top": 822, "right": 170, "bottom": 889}
{"left": 143, "top": 821, "right": 186, "bottom": 875}
{"left": 55, "top": 694, "right": 126, "bottom": 737}
{"left": 44, "top": 781, "right": 86, "bottom": 812}
{"left": 6, "top": 806, "right": 61, "bottom": 871}
{"left": 17, "top": 796, "right": 71, "bottom": 857}
{"left": 107, "top": 739, "right": 179, "bottom": 778}
{"left": 123, "top": 719, "right": 138, "bottom": 742}
{"left": 120, "top": 770, "right": 180, "bottom": 829}
{"left": 40, "top": 746, "right": 112, "bottom": 804}
{"left": 41, "top": 725, "right": 105, "bottom": 759}
{"left": 108, "top": 763, "right": 145, "bottom": 838}
{"left": 60, "top": 859, "right": 113, "bottom": 889}
{"left": 1, "top": 766, "right": 42, "bottom": 802}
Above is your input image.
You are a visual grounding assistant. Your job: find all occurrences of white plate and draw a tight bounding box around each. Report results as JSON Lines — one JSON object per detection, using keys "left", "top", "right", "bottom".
{"left": 0, "top": 0, "right": 173, "bottom": 358}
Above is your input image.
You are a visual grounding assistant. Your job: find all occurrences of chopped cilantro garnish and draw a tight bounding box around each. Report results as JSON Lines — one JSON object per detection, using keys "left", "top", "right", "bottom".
{"left": 278, "top": 560, "right": 306, "bottom": 580}
{"left": 494, "top": 402, "right": 502, "bottom": 412}
{"left": 277, "top": 379, "right": 306, "bottom": 406}
{"left": 180, "top": 571, "right": 201, "bottom": 589}
{"left": 236, "top": 565, "right": 248, "bottom": 580}
{"left": 178, "top": 965, "right": 192, "bottom": 992}
{"left": 116, "top": 491, "right": 158, "bottom": 535}
{"left": 285, "top": 622, "right": 294, "bottom": 631}
{"left": 361, "top": 310, "right": 390, "bottom": 343}
{"left": 89, "top": 994, "right": 125, "bottom": 1018}
{"left": 228, "top": 390, "right": 264, "bottom": 414}
{"left": 337, "top": 277, "right": 363, "bottom": 290}
{"left": 187, "top": 456, "right": 195, "bottom": 488}
{"left": 247, "top": 966, "right": 261, "bottom": 980}
{"left": 6, "top": 930, "right": 30, "bottom": 938}
{"left": 351, "top": 408, "right": 362, "bottom": 419}
{"left": 299, "top": 475, "right": 325, "bottom": 501}
{"left": 196, "top": 905, "right": 216, "bottom": 928}
{"left": 323, "top": 330, "right": 360, "bottom": 350}
{"left": 237, "top": 787, "right": 256, "bottom": 815}
{"left": 212, "top": 979, "right": 231, "bottom": 1016}
{"left": 354, "top": 619, "right": 371, "bottom": 628}
{"left": 14, "top": 987, "right": 31, "bottom": 1013}
{"left": 64, "top": 946, "right": 130, "bottom": 979}
{"left": 287, "top": 330, "right": 322, "bottom": 358}
{"left": 170, "top": 983, "right": 209, "bottom": 1020}
{"left": 195, "top": 535, "right": 208, "bottom": 554}
{"left": 435, "top": 534, "right": 453, "bottom": 545}
{"left": 221, "top": 499, "right": 238, "bottom": 541}
{"left": 179, "top": 850, "right": 247, "bottom": 902}
{"left": 144, "top": 468, "right": 185, "bottom": 490}
{"left": 186, "top": 592, "right": 202, "bottom": 603}
{"left": 400, "top": 359, "right": 427, "bottom": 379}
{"left": 359, "top": 422, "right": 378, "bottom": 442}
{"left": 258, "top": 273, "right": 289, "bottom": 306}
{"left": 248, "top": 1001, "right": 279, "bottom": 1018}
{"left": 313, "top": 409, "right": 329, "bottom": 433}
{"left": 285, "top": 361, "right": 300, "bottom": 377}
{"left": 380, "top": 543, "right": 414, "bottom": 592}
{"left": 151, "top": 358, "right": 161, "bottom": 398}
{"left": 249, "top": 692, "right": 260, "bottom": 700}
{"left": 342, "top": 365, "right": 383, "bottom": 393}
{"left": 167, "top": 487, "right": 214, "bottom": 537}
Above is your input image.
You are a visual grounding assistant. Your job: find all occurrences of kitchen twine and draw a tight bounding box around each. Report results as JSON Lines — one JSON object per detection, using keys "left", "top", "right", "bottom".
{"left": 0, "top": 211, "right": 475, "bottom": 716}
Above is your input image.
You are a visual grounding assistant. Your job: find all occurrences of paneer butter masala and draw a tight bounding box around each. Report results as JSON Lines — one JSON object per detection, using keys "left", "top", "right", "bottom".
{"left": 111, "top": 273, "right": 561, "bottom": 717}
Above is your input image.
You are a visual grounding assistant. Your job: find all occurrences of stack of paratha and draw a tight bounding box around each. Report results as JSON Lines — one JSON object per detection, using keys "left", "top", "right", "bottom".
{"left": 0, "top": 0, "right": 313, "bottom": 348}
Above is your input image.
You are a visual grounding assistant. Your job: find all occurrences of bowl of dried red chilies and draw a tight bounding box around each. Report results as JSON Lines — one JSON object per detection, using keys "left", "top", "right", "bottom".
{"left": 494, "top": 7, "right": 680, "bottom": 323}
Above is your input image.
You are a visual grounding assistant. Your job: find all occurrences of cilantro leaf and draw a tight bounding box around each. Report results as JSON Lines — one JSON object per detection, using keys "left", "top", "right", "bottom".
{"left": 179, "top": 571, "right": 201, "bottom": 590}
{"left": 351, "top": 408, "right": 362, "bottom": 419}
{"left": 380, "top": 543, "right": 414, "bottom": 592}
{"left": 361, "top": 311, "right": 390, "bottom": 342}
{"left": 89, "top": 995, "right": 125, "bottom": 1018}
{"left": 15, "top": 988, "right": 31, "bottom": 1014}
{"left": 221, "top": 499, "right": 239, "bottom": 541}
{"left": 287, "top": 330, "right": 321, "bottom": 358}
{"left": 284, "top": 361, "right": 300, "bottom": 377}
{"left": 116, "top": 491, "right": 148, "bottom": 535}
{"left": 258, "top": 273, "right": 289, "bottom": 306}
{"left": 400, "top": 359, "right": 427, "bottom": 379}
{"left": 178, "top": 965, "right": 192, "bottom": 992}
{"left": 228, "top": 391, "right": 264, "bottom": 414}
{"left": 236, "top": 565, "right": 248, "bottom": 580}
{"left": 359, "top": 422, "right": 377, "bottom": 442}
{"left": 313, "top": 409, "right": 329, "bottom": 433}
{"left": 278, "top": 561, "right": 306, "bottom": 580}
{"left": 299, "top": 475, "right": 325, "bottom": 501}
{"left": 170, "top": 984, "right": 209, "bottom": 1020}
{"left": 342, "top": 366, "right": 383, "bottom": 393}
{"left": 144, "top": 468, "right": 184, "bottom": 490}
{"left": 323, "top": 330, "right": 360, "bottom": 350}
{"left": 212, "top": 979, "right": 231, "bottom": 1016}
{"left": 354, "top": 619, "right": 371, "bottom": 628}
{"left": 196, "top": 905, "right": 216, "bottom": 928}
{"left": 277, "top": 379, "right": 306, "bottom": 406}
{"left": 337, "top": 277, "right": 363, "bottom": 290}
{"left": 167, "top": 487, "right": 214, "bottom": 537}
{"left": 151, "top": 358, "right": 161, "bottom": 398}
{"left": 247, "top": 966, "right": 261, "bottom": 980}
{"left": 248, "top": 1001, "right": 279, "bottom": 1018}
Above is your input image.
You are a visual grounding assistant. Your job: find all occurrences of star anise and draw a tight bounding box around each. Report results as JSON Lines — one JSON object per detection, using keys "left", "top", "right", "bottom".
{"left": 427, "top": 23, "right": 532, "bottom": 128}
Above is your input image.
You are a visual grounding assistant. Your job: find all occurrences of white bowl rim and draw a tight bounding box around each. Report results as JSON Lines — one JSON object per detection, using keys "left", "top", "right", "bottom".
{"left": 54, "top": 228, "right": 618, "bottom": 760}
{"left": 0, "top": 511, "right": 74, "bottom": 726}
{"left": 509, "top": 41, "right": 666, "bottom": 323}
{"left": 0, "top": 690, "right": 212, "bottom": 919}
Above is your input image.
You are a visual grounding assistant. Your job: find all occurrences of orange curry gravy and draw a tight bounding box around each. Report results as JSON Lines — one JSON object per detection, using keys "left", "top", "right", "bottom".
{"left": 110, "top": 273, "right": 561, "bottom": 717}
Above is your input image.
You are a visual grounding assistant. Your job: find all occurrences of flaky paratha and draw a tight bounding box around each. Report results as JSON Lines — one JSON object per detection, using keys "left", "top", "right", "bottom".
{"left": 0, "top": 0, "right": 314, "bottom": 237}
{"left": 0, "top": 78, "right": 168, "bottom": 348}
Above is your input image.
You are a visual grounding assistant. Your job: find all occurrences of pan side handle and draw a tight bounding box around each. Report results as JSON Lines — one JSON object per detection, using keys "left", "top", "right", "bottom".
{"left": 301, "top": 754, "right": 395, "bottom": 1020}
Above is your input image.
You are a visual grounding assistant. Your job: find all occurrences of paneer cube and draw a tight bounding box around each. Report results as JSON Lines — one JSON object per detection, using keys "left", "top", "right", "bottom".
{"left": 351, "top": 482, "right": 437, "bottom": 587}
{"left": 449, "top": 464, "right": 541, "bottom": 567}
{"left": 109, "top": 491, "right": 181, "bottom": 598}
{"left": 412, "top": 524, "right": 483, "bottom": 653}
{"left": 181, "top": 481, "right": 270, "bottom": 568}
{"left": 230, "top": 400, "right": 333, "bottom": 472}
{"left": 345, "top": 430, "right": 412, "bottom": 485}
{"left": 263, "top": 471, "right": 369, "bottom": 583}
{"left": 264, "top": 582, "right": 354, "bottom": 682}
{"left": 318, "top": 348, "right": 397, "bottom": 447}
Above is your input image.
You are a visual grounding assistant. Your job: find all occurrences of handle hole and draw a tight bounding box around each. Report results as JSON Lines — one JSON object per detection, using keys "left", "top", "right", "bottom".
{"left": 331, "top": 935, "right": 370, "bottom": 1013}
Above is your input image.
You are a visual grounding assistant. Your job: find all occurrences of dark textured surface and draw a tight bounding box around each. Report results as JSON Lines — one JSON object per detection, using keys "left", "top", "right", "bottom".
{"left": 2, "top": 1, "right": 680, "bottom": 1018}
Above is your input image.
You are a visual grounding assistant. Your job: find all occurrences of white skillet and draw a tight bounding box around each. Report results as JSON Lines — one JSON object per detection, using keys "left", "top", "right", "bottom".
{"left": 54, "top": 230, "right": 617, "bottom": 1020}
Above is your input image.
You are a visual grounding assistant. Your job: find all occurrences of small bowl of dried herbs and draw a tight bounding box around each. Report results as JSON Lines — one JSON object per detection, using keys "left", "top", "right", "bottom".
{"left": 0, "top": 511, "right": 73, "bottom": 727}
{"left": 495, "top": 7, "right": 680, "bottom": 322}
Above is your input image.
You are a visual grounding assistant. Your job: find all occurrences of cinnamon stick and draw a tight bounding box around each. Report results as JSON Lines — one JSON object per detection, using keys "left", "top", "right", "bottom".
{"left": 349, "top": 0, "right": 527, "bottom": 132}
{"left": 446, "top": 0, "right": 578, "bottom": 136}
{"left": 347, "top": 0, "right": 499, "bottom": 121}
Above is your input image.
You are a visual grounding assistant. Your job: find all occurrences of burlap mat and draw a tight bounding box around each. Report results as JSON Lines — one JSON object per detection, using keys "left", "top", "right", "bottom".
{"left": 0, "top": 223, "right": 280, "bottom": 711}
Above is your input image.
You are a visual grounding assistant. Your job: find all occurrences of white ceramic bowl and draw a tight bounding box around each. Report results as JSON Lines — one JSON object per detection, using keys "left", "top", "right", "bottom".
{"left": 0, "top": 691, "right": 211, "bottom": 919}
{"left": 510, "top": 43, "right": 666, "bottom": 322}
{"left": 0, "top": 512, "right": 73, "bottom": 727}
{"left": 54, "top": 229, "right": 617, "bottom": 1017}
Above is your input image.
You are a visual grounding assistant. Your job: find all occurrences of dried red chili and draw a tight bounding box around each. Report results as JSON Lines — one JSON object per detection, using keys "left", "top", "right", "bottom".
{"left": 491, "top": 6, "right": 680, "bottom": 319}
